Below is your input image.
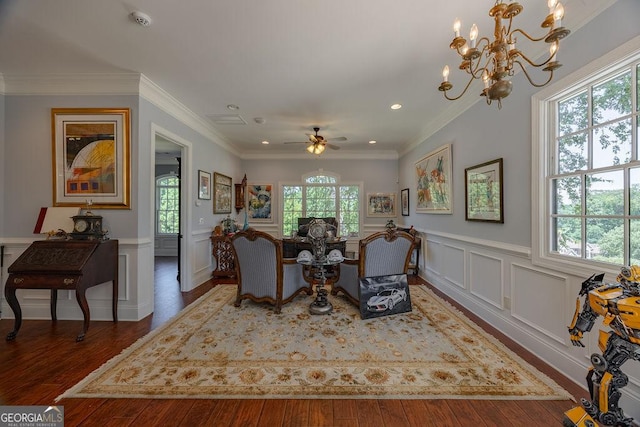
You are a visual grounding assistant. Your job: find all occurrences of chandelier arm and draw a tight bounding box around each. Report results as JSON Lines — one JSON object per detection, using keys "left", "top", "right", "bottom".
{"left": 513, "top": 60, "right": 554, "bottom": 88}
{"left": 515, "top": 50, "right": 557, "bottom": 68}
{"left": 510, "top": 28, "right": 548, "bottom": 43}
{"left": 468, "top": 53, "right": 493, "bottom": 80}
{"left": 441, "top": 75, "right": 478, "bottom": 101}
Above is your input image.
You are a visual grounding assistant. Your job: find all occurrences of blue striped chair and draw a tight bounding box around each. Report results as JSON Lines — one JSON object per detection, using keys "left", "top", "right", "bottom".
{"left": 231, "top": 229, "right": 313, "bottom": 313}
{"left": 331, "top": 229, "right": 416, "bottom": 306}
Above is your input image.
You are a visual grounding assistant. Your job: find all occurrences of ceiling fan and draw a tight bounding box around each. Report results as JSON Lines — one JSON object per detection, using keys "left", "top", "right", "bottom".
{"left": 284, "top": 127, "right": 347, "bottom": 153}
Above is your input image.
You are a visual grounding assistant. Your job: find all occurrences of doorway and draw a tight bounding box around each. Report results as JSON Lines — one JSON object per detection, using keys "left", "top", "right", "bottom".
{"left": 152, "top": 127, "right": 191, "bottom": 292}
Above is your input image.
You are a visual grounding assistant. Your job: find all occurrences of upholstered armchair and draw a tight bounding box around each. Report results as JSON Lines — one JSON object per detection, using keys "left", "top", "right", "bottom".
{"left": 331, "top": 229, "right": 416, "bottom": 306}
{"left": 230, "top": 229, "right": 313, "bottom": 313}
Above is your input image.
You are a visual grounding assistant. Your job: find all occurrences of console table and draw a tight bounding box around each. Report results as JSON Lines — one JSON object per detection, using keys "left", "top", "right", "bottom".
{"left": 4, "top": 239, "right": 118, "bottom": 341}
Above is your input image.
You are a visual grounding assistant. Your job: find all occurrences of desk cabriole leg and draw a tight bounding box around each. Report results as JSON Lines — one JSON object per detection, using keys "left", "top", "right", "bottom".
{"left": 4, "top": 286, "right": 22, "bottom": 341}
{"left": 74, "top": 287, "right": 90, "bottom": 342}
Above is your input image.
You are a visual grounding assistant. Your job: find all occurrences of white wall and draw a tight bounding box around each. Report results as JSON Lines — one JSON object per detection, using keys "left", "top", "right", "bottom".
{"left": 400, "top": 0, "right": 640, "bottom": 420}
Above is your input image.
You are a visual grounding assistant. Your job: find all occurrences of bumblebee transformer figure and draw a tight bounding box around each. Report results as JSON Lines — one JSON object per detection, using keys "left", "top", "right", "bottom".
{"left": 564, "top": 265, "right": 640, "bottom": 427}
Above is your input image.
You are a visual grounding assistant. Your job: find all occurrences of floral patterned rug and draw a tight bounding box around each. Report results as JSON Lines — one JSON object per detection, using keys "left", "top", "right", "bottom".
{"left": 57, "top": 285, "right": 572, "bottom": 400}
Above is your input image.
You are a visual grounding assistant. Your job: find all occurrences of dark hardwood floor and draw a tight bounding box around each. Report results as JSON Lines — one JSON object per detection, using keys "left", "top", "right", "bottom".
{"left": 0, "top": 256, "right": 587, "bottom": 426}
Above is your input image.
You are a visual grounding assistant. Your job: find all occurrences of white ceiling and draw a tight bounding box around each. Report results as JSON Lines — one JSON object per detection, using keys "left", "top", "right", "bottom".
{"left": 0, "top": 0, "right": 614, "bottom": 158}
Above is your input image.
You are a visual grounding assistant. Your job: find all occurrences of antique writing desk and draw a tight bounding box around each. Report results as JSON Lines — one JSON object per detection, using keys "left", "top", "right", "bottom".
{"left": 4, "top": 239, "right": 118, "bottom": 341}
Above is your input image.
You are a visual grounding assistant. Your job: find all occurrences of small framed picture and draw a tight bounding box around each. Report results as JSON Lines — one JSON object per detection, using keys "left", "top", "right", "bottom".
{"left": 366, "top": 193, "right": 396, "bottom": 217}
{"left": 465, "top": 158, "right": 504, "bottom": 223}
{"left": 198, "top": 170, "right": 211, "bottom": 200}
{"left": 213, "top": 172, "right": 232, "bottom": 214}
{"left": 401, "top": 188, "right": 409, "bottom": 216}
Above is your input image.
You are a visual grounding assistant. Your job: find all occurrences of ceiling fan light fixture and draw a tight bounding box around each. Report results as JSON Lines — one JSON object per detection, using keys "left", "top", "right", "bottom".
{"left": 307, "top": 143, "right": 325, "bottom": 155}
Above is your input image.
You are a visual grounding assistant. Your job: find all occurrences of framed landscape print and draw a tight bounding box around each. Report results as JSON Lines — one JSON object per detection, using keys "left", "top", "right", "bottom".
{"left": 415, "top": 143, "right": 452, "bottom": 214}
{"left": 51, "top": 108, "right": 131, "bottom": 209}
{"left": 247, "top": 183, "right": 273, "bottom": 222}
{"left": 366, "top": 193, "right": 396, "bottom": 217}
{"left": 213, "top": 172, "right": 232, "bottom": 214}
{"left": 198, "top": 170, "right": 211, "bottom": 200}
{"left": 465, "top": 158, "right": 504, "bottom": 223}
{"left": 401, "top": 188, "right": 409, "bottom": 216}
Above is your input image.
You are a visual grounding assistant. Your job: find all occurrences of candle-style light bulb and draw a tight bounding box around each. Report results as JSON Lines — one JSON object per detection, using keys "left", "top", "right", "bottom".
{"left": 469, "top": 24, "right": 478, "bottom": 48}
{"left": 554, "top": 3, "right": 564, "bottom": 27}
{"left": 547, "top": 0, "right": 558, "bottom": 13}
{"left": 482, "top": 70, "right": 490, "bottom": 89}
{"left": 442, "top": 65, "right": 450, "bottom": 82}
{"left": 453, "top": 19, "right": 461, "bottom": 38}
{"left": 550, "top": 41, "right": 558, "bottom": 58}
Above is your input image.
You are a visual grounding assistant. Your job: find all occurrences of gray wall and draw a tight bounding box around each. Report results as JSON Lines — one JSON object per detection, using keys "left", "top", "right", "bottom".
{"left": 399, "top": 0, "right": 640, "bottom": 247}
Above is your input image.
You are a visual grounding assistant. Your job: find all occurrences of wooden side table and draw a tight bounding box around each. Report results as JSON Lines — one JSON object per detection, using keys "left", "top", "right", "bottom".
{"left": 4, "top": 239, "right": 118, "bottom": 341}
{"left": 210, "top": 233, "right": 235, "bottom": 278}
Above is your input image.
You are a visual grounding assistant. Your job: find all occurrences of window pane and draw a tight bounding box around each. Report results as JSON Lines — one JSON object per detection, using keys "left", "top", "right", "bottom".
{"left": 592, "top": 71, "right": 631, "bottom": 125}
{"left": 339, "top": 185, "right": 359, "bottom": 237}
{"left": 631, "top": 219, "right": 640, "bottom": 265}
{"left": 631, "top": 168, "right": 640, "bottom": 216}
{"left": 554, "top": 217, "right": 581, "bottom": 257}
{"left": 558, "top": 91, "right": 587, "bottom": 136}
{"left": 586, "top": 171, "right": 624, "bottom": 215}
{"left": 558, "top": 133, "right": 588, "bottom": 173}
{"left": 553, "top": 177, "right": 581, "bottom": 215}
{"left": 592, "top": 119, "right": 632, "bottom": 168}
{"left": 282, "top": 186, "right": 303, "bottom": 236}
{"left": 588, "top": 218, "right": 623, "bottom": 264}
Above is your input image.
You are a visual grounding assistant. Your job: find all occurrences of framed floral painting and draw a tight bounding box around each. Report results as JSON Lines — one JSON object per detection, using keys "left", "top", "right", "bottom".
{"left": 415, "top": 143, "right": 452, "bottom": 214}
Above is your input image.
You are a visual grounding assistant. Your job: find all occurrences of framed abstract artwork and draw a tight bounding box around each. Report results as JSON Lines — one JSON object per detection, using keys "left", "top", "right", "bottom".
{"left": 51, "top": 108, "right": 131, "bottom": 209}
{"left": 213, "top": 172, "right": 232, "bottom": 214}
{"left": 247, "top": 183, "right": 273, "bottom": 222}
{"left": 401, "top": 188, "right": 409, "bottom": 216}
{"left": 465, "top": 158, "right": 504, "bottom": 223}
{"left": 415, "top": 143, "right": 452, "bottom": 214}
{"left": 366, "top": 193, "right": 396, "bottom": 217}
{"left": 198, "top": 170, "right": 211, "bottom": 200}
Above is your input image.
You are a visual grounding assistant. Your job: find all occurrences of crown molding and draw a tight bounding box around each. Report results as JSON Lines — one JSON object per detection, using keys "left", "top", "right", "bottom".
{"left": 138, "top": 75, "right": 239, "bottom": 156}
{"left": 0, "top": 73, "right": 141, "bottom": 95}
{"left": 0, "top": 72, "right": 240, "bottom": 156}
{"left": 240, "top": 149, "right": 398, "bottom": 161}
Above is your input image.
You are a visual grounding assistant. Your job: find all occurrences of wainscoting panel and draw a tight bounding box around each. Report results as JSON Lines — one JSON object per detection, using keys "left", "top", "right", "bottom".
{"left": 469, "top": 250, "right": 503, "bottom": 309}
{"left": 419, "top": 228, "right": 640, "bottom": 420}
{"left": 511, "top": 263, "right": 567, "bottom": 346}
{"left": 442, "top": 243, "right": 465, "bottom": 289}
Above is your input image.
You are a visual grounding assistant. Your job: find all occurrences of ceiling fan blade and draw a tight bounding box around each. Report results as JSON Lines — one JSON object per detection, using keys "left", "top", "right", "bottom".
{"left": 309, "top": 135, "right": 318, "bottom": 143}
{"left": 327, "top": 136, "right": 347, "bottom": 142}
{"left": 283, "top": 141, "right": 308, "bottom": 144}
{"left": 327, "top": 143, "right": 341, "bottom": 150}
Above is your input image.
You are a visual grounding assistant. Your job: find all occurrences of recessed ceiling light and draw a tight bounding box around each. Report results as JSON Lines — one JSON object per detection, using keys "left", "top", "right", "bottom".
{"left": 261, "top": 140, "right": 269, "bottom": 145}
{"left": 254, "top": 117, "right": 266, "bottom": 124}
{"left": 390, "top": 103, "right": 402, "bottom": 110}
{"left": 369, "top": 140, "right": 377, "bottom": 144}
{"left": 227, "top": 104, "right": 240, "bottom": 110}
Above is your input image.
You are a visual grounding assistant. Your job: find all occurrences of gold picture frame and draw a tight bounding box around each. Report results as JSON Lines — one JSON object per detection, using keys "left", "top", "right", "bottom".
{"left": 366, "top": 192, "right": 397, "bottom": 217}
{"left": 51, "top": 108, "right": 131, "bottom": 209}
{"left": 213, "top": 172, "right": 232, "bottom": 214}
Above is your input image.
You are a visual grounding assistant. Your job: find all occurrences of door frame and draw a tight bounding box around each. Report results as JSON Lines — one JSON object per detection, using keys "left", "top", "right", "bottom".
{"left": 151, "top": 124, "right": 193, "bottom": 291}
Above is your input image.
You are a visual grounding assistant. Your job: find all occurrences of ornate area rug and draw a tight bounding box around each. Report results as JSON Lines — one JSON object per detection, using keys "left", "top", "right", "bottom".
{"left": 57, "top": 285, "right": 572, "bottom": 400}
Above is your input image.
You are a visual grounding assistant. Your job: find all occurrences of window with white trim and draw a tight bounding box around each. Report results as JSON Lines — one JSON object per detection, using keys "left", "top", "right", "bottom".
{"left": 156, "top": 174, "right": 180, "bottom": 234}
{"left": 533, "top": 40, "right": 640, "bottom": 273}
{"left": 281, "top": 173, "right": 361, "bottom": 238}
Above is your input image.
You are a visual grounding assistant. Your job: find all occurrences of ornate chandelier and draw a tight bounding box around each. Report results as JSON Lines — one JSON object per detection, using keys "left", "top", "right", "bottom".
{"left": 438, "top": 0, "right": 570, "bottom": 108}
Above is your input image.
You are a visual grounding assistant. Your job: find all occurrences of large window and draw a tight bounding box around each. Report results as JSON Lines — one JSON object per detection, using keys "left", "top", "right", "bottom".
{"left": 533, "top": 39, "right": 640, "bottom": 274}
{"left": 282, "top": 173, "right": 361, "bottom": 238}
{"left": 156, "top": 174, "right": 180, "bottom": 234}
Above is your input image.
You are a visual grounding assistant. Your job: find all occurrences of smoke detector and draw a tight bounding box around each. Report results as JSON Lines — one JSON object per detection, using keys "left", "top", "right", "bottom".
{"left": 130, "top": 11, "right": 152, "bottom": 27}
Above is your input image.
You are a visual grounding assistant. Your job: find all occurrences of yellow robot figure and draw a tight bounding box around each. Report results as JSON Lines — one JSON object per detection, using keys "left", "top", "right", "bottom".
{"left": 564, "top": 265, "right": 640, "bottom": 427}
